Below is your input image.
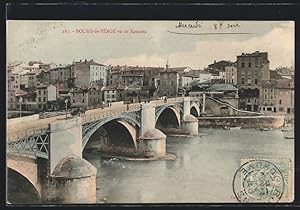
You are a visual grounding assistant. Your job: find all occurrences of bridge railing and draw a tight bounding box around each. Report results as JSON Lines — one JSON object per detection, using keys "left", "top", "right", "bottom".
{"left": 82, "top": 102, "right": 141, "bottom": 124}
{"left": 167, "top": 97, "right": 185, "bottom": 104}
{"left": 7, "top": 124, "right": 50, "bottom": 142}
{"left": 151, "top": 97, "right": 185, "bottom": 107}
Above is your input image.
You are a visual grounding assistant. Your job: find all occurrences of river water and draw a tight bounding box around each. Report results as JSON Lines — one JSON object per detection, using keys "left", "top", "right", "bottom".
{"left": 86, "top": 128, "right": 294, "bottom": 203}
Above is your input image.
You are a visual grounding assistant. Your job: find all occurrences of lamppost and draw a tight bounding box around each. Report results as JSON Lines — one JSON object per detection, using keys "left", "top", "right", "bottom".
{"left": 65, "top": 99, "right": 69, "bottom": 119}
{"left": 19, "top": 97, "right": 23, "bottom": 118}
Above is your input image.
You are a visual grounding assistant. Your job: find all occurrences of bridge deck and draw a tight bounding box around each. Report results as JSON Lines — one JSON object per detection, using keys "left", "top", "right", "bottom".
{"left": 7, "top": 97, "right": 185, "bottom": 142}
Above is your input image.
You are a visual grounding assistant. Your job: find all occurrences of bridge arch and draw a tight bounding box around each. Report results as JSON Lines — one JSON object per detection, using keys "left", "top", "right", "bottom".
{"left": 82, "top": 114, "right": 140, "bottom": 150}
{"left": 155, "top": 105, "right": 181, "bottom": 129}
{"left": 82, "top": 117, "right": 139, "bottom": 155}
{"left": 190, "top": 101, "right": 200, "bottom": 117}
{"left": 7, "top": 155, "right": 41, "bottom": 203}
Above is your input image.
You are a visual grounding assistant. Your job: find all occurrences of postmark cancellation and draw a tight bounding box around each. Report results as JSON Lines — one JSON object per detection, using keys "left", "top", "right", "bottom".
{"left": 233, "top": 158, "right": 293, "bottom": 203}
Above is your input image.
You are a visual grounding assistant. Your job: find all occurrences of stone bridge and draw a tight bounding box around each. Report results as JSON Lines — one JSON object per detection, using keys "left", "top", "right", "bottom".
{"left": 6, "top": 96, "right": 201, "bottom": 203}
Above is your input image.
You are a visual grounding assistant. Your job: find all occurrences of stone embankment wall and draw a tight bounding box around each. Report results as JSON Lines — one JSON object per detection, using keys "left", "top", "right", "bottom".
{"left": 198, "top": 115, "right": 284, "bottom": 128}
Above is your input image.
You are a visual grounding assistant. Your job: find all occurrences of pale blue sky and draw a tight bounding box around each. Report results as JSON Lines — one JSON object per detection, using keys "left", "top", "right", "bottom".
{"left": 7, "top": 20, "right": 294, "bottom": 69}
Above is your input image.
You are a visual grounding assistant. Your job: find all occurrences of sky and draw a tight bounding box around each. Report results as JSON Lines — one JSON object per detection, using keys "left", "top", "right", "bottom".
{"left": 7, "top": 20, "right": 294, "bottom": 69}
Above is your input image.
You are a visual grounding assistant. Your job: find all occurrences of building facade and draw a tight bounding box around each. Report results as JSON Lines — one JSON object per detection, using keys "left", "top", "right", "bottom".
{"left": 20, "top": 72, "right": 37, "bottom": 89}
{"left": 199, "top": 71, "right": 212, "bottom": 83}
{"left": 15, "top": 89, "right": 37, "bottom": 111}
{"left": 69, "top": 88, "right": 89, "bottom": 107}
{"left": 237, "top": 51, "right": 270, "bottom": 111}
{"left": 36, "top": 84, "right": 57, "bottom": 110}
{"left": 87, "top": 87, "right": 104, "bottom": 107}
{"left": 225, "top": 64, "right": 237, "bottom": 85}
{"left": 158, "top": 67, "right": 179, "bottom": 97}
{"left": 108, "top": 68, "right": 122, "bottom": 86}
{"left": 121, "top": 67, "right": 144, "bottom": 86}
{"left": 260, "top": 79, "right": 294, "bottom": 114}
{"left": 72, "top": 59, "right": 108, "bottom": 88}
{"left": 103, "top": 86, "right": 119, "bottom": 103}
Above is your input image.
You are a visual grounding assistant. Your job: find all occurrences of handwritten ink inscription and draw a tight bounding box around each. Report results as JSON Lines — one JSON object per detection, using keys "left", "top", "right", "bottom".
{"left": 214, "top": 23, "right": 240, "bottom": 30}
{"left": 175, "top": 21, "right": 241, "bottom": 30}
{"left": 175, "top": 21, "right": 203, "bottom": 29}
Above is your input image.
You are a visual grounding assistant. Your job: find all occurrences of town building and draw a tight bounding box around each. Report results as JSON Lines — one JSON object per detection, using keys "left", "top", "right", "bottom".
{"left": 10, "top": 73, "right": 21, "bottom": 91}
{"left": 108, "top": 67, "right": 122, "bottom": 86}
{"left": 236, "top": 51, "right": 270, "bottom": 111}
{"left": 69, "top": 87, "right": 89, "bottom": 107}
{"left": 179, "top": 71, "right": 201, "bottom": 93}
{"left": 224, "top": 63, "right": 237, "bottom": 85}
{"left": 116, "top": 86, "right": 126, "bottom": 102}
{"left": 87, "top": 87, "right": 104, "bottom": 107}
{"left": 208, "top": 60, "right": 232, "bottom": 71}
{"left": 20, "top": 72, "right": 37, "bottom": 89}
{"left": 143, "top": 67, "right": 163, "bottom": 97}
{"left": 15, "top": 89, "right": 37, "bottom": 111}
{"left": 260, "top": 79, "right": 294, "bottom": 114}
{"left": 56, "top": 65, "right": 74, "bottom": 83}
{"left": 169, "top": 67, "right": 193, "bottom": 74}
{"left": 120, "top": 66, "right": 144, "bottom": 86}
{"left": 158, "top": 64, "right": 179, "bottom": 97}
{"left": 124, "top": 84, "right": 142, "bottom": 103}
{"left": 7, "top": 91, "right": 16, "bottom": 110}
{"left": 198, "top": 70, "right": 212, "bottom": 83}
{"left": 7, "top": 66, "right": 19, "bottom": 110}
{"left": 275, "top": 79, "right": 294, "bottom": 114}
{"left": 7, "top": 66, "right": 13, "bottom": 90}
{"left": 36, "top": 84, "right": 57, "bottom": 110}
{"left": 103, "top": 86, "right": 119, "bottom": 103}
{"left": 37, "top": 70, "right": 51, "bottom": 85}
{"left": 72, "top": 59, "right": 108, "bottom": 87}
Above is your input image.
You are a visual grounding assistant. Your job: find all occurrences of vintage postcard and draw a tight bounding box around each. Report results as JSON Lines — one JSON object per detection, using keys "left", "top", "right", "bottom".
{"left": 6, "top": 20, "right": 294, "bottom": 204}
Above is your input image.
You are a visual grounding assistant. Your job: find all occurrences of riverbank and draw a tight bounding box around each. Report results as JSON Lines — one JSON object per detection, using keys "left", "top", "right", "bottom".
{"left": 198, "top": 114, "right": 285, "bottom": 128}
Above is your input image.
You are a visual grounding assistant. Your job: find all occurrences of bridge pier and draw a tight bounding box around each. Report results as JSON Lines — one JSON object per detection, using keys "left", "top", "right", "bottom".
{"left": 140, "top": 102, "right": 167, "bottom": 157}
{"left": 182, "top": 97, "right": 199, "bottom": 135}
{"left": 42, "top": 156, "right": 97, "bottom": 204}
{"left": 49, "top": 117, "right": 83, "bottom": 174}
{"left": 43, "top": 118, "right": 97, "bottom": 203}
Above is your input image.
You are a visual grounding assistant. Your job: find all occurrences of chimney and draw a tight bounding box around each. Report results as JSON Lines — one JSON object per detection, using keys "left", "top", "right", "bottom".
{"left": 85, "top": 59, "right": 87, "bottom": 63}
